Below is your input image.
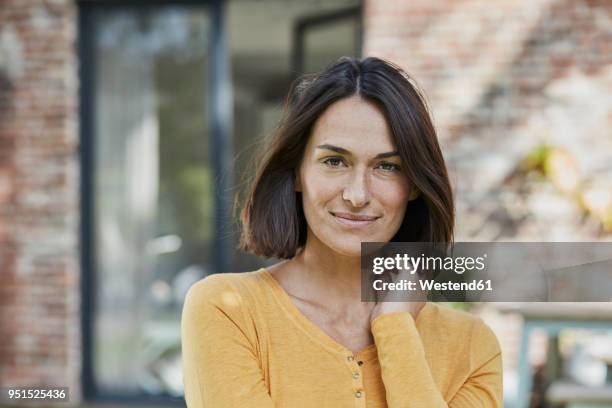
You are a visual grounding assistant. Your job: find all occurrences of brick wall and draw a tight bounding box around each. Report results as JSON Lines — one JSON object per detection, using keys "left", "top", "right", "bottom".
{"left": 366, "top": 0, "right": 549, "bottom": 138}
{"left": 0, "top": 0, "right": 81, "bottom": 403}
{"left": 364, "top": 0, "right": 612, "bottom": 239}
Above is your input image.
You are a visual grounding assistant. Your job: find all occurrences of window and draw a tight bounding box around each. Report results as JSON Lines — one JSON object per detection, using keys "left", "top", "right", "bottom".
{"left": 81, "top": 3, "right": 213, "bottom": 401}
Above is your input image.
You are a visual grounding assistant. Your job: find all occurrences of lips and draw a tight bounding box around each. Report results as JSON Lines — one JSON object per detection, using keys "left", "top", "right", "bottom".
{"left": 330, "top": 211, "right": 380, "bottom": 227}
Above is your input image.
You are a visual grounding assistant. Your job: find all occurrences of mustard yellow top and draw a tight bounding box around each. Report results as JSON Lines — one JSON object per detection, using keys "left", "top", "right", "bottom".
{"left": 181, "top": 268, "right": 503, "bottom": 407}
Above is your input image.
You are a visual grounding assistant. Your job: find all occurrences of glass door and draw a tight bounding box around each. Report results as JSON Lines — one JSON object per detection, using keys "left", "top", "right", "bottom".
{"left": 81, "top": 3, "right": 213, "bottom": 400}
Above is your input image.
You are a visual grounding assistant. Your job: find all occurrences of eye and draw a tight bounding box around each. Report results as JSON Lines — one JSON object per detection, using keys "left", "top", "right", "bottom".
{"left": 322, "top": 157, "right": 346, "bottom": 168}
{"left": 377, "top": 161, "right": 401, "bottom": 172}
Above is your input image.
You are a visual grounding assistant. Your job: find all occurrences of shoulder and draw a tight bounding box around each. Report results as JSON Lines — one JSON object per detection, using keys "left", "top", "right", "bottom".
{"left": 184, "top": 269, "right": 268, "bottom": 309}
{"left": 186, "top": 269, "right": 263, "bottom": 302}
{"left": 182, "top": 271, "right": 271, "bottom": 354}
{"left": 424, "top": 303, "right": 496, "bottom": 335}
{"left": 422, "top": 303, "right": 501, "bottom": 359}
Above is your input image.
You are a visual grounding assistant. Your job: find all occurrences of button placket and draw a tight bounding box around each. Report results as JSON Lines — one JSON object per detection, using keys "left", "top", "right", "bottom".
{"left": 347, "top": 354, "right": 365, "bottom": 406}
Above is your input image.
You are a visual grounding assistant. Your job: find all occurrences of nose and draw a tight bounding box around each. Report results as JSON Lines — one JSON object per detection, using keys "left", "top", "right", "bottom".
{"left": 342, "top": 169, "right": 371, "bottom": 207}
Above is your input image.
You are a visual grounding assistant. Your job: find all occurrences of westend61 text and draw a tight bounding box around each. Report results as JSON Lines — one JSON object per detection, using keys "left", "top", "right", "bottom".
{"left": 373, "top": 279, "right": 493, "bottom": 291}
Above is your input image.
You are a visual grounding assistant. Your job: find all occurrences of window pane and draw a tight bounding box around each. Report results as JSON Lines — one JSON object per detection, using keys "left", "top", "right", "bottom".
{"left": 91, "top": 6, "right": 210, "bottom": 396}
{"left": 303, "top": 16, "right": 360, "bottom": 74}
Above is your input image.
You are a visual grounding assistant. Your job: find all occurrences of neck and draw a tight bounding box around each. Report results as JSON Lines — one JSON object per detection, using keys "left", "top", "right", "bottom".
{"left": 288, "top": 231, "right": 370, "bottom": 317}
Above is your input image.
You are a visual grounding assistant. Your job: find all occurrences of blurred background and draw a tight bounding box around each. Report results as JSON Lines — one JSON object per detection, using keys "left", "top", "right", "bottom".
{"left": 0, "top": 0, "right": 611, "bottom": 407}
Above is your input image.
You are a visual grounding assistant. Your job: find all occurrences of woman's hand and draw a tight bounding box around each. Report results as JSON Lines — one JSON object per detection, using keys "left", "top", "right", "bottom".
{"left": 369, "top": 265, "right": 428, "bottom": 324}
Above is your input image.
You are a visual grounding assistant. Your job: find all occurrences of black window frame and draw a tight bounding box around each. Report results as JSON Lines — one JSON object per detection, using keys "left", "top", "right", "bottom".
{"left": 291, "top": 5, "right": 363, "bottom": 79}
{"left": 78, "top": 0, "right": 229, "bottom": 404}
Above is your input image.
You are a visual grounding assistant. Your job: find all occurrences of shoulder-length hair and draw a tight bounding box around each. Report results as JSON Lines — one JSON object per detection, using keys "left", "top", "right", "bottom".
{"left": 238, "top": 56, "right": 454, "bottom": 259}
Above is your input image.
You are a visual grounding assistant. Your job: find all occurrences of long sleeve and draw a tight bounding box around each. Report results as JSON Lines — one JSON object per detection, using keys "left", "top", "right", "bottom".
{"left": 371, "top": 310, "right": 503, "bottom": 408}
{"left": 181, "top": 274, "right": 274, "bottom": 408}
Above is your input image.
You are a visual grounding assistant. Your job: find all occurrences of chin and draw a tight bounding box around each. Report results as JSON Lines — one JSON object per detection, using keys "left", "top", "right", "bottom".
{"left": 312, "top": 226, "right": 398, "bottom": 258}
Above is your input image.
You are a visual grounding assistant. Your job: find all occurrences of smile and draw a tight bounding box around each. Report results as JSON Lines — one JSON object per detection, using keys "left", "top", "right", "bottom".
{"left": 330, "top": 211, "right": 380, "bottom": 228}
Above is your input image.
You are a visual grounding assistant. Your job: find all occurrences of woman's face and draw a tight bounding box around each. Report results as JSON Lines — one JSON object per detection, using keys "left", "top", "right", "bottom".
{"left": 297, "top": 95, "right": 417, "bottom": 258}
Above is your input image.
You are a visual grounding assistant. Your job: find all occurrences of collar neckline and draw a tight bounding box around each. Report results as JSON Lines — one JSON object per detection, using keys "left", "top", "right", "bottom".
{"left": 259, "top": 267, "right": 430, "bottom": 361}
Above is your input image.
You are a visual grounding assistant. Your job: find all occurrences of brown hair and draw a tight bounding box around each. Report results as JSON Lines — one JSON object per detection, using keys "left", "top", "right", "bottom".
{"left": 238, "top": 56, "right": 454, "bottom": 259}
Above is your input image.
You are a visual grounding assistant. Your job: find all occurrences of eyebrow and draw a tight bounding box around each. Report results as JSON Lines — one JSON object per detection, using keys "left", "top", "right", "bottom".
{"left": 316, "top": 144, "right": 399, "bottom": 159}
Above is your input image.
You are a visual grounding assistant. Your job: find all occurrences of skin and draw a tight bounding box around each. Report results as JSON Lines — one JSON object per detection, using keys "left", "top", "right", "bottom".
{"left": 268, "top": 94, "right": 424, "bottom": 355}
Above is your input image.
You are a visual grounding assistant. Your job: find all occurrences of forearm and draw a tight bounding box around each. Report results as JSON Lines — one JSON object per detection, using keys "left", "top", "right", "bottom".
{"left": 372, "top": 311, "right": 447, "bottom": 407}
{"left": 371, "top": 311, "right": 502, "bottom": 408}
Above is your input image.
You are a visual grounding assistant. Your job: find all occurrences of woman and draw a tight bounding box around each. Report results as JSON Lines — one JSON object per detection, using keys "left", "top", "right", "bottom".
{"left": 181, "top": 57, "right": 503, "bottom": 407}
